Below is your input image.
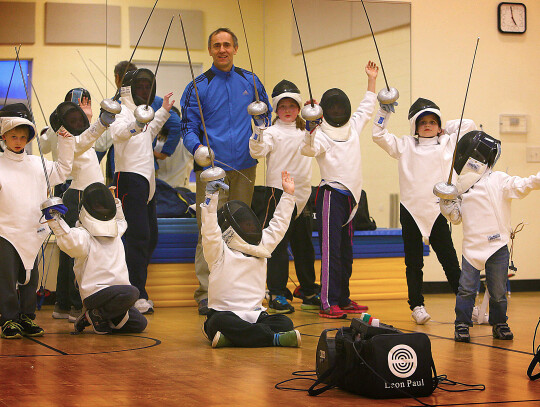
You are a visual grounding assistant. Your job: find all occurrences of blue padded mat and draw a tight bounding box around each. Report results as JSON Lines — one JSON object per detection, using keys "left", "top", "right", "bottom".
{"left": 151, "top": 218, "right": 429, "bottom": 264}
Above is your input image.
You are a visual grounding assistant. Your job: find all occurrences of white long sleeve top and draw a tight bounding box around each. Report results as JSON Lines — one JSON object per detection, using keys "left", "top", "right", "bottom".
{"left": 70, "top": 120, "right": 108, "bottom": 190}
{"left": 47, "top": 199, "right": 131, "bottom": 300}
{"left": 202, "top": 191, "right": 295, "bottom": 323}
{"left": 0, "top": 136, "right": 74, "bottom": 269}
{"left": 109, "top": 101, "right": 170, "bottom": 202}
{"left": 249, "top": 119, "right": 312, "bottom": 215}
{"left": 372, "top": 118, "right": 476, "bottom": 239}
{"left": 301, "top": 91, "right": 376, "bottom": 224}
{"left": 460, "top": 170, "right": 540, "bottom": 270}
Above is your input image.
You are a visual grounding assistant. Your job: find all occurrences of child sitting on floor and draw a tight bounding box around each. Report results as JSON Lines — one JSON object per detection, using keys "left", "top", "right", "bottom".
{"left": 202, "top": 171, "right": 301, "bottom": 348}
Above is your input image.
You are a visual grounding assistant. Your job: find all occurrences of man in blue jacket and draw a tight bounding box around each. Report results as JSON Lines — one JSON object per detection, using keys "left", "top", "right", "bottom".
{"left": 180, "top": 27, "right": 271, "bottom": 315}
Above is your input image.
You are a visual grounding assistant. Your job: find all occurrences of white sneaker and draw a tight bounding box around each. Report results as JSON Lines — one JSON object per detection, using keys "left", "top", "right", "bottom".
{"left": 411, "top": 306, "right": 431, "bottom": 325}
{"left": 134, "top": 299, "right": 151, "bottom": 314}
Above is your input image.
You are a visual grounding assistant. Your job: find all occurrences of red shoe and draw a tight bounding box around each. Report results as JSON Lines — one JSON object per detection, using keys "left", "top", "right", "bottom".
{"left": 340, "top": 300, "right": 368, "bottom": 313}
{"left": 319, "top": 305, "right": 347, "bottom": 319}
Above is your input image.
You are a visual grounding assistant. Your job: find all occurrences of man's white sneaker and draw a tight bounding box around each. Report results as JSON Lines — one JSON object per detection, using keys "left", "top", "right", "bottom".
{"left": 411, "top": 305, "right": 431, "bottom": 325}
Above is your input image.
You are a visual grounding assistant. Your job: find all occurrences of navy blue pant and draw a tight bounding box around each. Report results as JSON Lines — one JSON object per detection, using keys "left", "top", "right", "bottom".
{"left": 204, "top": 310, "right": 293, "bottom": 347}
{"left": 84, "top": 285, "right": 147, "bottom": 333}
{"left": 114, "top": 172, "right": 158, "bottom": 300}
{"left": 400, "top": 204, "right": 461, "bottom": 310}
{"left": 316, "top": 186, "right": 355, "bottom": 310}
{"left": 262, "top": 188, "right": 317, "bottom": 297}
{"left": 55, "top": 187, "right": 83, "bottom": 310}
{"left": 0, "top": 237, "right": 39, "bottom": 324}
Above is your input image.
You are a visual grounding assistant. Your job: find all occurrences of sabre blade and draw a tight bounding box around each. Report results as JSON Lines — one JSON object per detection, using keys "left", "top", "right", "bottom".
{"left": 14, "top": 46, "right": 52, "bottom": 197}
{"left": 290, "top": 0, "right": 315, "bottom": 107}
{"left": 76, "top": 49, "right": 104, "bottom": 99}
{"left": 359, "top": 0, "right": 390, "bottom": 91}
{"left": 179, "top": 13, "right": 215, "bottom": 168}
{"left": 3, "top": 44, "right": 21, "bottom": 107}
{"left": 146, "top": 15, "right": 174, "bottom": 107}
{"left": 236, "top": 0, "right": 260, "bottom": 102}
{"left": 447, "top": 37, "right": 480, "bottom": 185}
{"left": 114, "top": 0, "right": 160, "bottom": 101}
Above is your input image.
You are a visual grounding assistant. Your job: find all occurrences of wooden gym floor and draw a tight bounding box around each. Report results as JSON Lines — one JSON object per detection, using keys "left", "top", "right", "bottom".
{"left": 1, "top": 293, "right": 539, "bottom": 407}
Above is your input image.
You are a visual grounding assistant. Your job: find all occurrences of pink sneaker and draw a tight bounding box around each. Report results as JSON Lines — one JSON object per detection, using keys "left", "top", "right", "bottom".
{"left": 319, "top": 305, "right": 347, "bottom": 319}
{"left": 340, "top": 300, "right": 368, "bottom": 313}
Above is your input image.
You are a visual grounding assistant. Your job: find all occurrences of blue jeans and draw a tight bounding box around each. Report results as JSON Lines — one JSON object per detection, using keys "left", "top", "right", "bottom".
{"left": 455, "top": 246, "right": 509, "bottom": 326}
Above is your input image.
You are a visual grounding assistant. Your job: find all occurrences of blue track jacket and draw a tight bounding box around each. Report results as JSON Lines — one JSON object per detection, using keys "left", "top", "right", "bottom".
{"left": 180, "top": 64, "right": 271, "bottom": 172}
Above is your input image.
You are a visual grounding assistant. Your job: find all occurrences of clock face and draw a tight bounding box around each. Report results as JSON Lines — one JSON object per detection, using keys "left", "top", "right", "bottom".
{"left": 498, "top": 2, "right": 526, "bottom": 33}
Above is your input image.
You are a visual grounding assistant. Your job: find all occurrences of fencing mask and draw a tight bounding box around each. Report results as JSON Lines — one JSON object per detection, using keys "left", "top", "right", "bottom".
{"left": 79, "top": 182, "right": 118, "bottom": 237}
{"left": 65, "top": 88, "right": 91, "bottom": 104}
{"left": 271, "top": 79, "right": 302, "bottom": 112}
{"left": 50, "top": 102, "right": 90, "bottom": 136}
{"left": 121, "top": 68, "right": 156, "bottom": 106}
{"left": 218, "top": 200, "right": 271, "bottom": 257}
{"left": 320, "top": 88, "right": 351, "bottom": 128}
{"left": 0, "top": 103, "right": 36, "bottom": 141}
{"left": 408, "top": 98, "right": 442, "bottom": 136}
{"left": 454, "top": 130, "right": 501, "bottom": 194}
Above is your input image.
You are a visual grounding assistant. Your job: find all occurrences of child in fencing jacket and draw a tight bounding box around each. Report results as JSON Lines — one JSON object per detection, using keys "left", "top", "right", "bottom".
{"left": 0, "top": 106, "right": 74, "bottom": 339}
{"left": 300, "top": 61, "right": 378, "bottom": 319}
{"left": 201, "top": 171, "right": 301, "bottom": 348}
{"left": 45, "top": 182, "right": 147, "bottom": 335}
{"left": 439, "top": 131, "right": 540, "bottom": 342}
{"left": 372, "top": 96, "right": 476, "bottom": 324}
{"left": 249, "top": 79, "right": 319, "bottom": 314}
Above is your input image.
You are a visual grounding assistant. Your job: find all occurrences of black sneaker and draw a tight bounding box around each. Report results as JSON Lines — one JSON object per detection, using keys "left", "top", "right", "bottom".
{"left": 268, "top": 295, "right": 295, "bottom": 314}
{"left": 454, "top": 323, "right": 470, "bottom": 343}
{"left": 86, "top": 309, "right": 112, "bottom": 335}
{"left": 18, "top": 315, "right": 44, "bottom": 337}
{"left": 492, "top": 323, "right": 513, "bottom": 340}
{"left": 301, "top": 293, "right": 321, "bottom": 310}
{"left": 1, "top": 320, "right": 23, "bottom": 339}
{"left": 74, "top": 311, "right": 91, "bottom": 333}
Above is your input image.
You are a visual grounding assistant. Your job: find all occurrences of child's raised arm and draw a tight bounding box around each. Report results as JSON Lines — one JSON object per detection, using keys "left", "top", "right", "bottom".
{"left": 365, "top": 61, "right": 378, "bottom": 93}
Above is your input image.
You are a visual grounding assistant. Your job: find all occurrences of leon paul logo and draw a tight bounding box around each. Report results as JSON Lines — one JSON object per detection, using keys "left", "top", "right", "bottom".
{"left": 387, "top": 344, "right": 417, "bottom": 378}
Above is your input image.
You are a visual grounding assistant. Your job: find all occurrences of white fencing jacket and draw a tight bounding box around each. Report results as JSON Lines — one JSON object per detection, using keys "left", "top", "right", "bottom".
{"left": 202, "top": 192, "right": 295, "bottom": 323}
{"left": 47, "top": 199, "right": 131, "bottom": 300}
{"left": 372, "top": 117, "right": 476, "bottom": 239}
{"left": 460, "top": 170, "right": 540, "bottom": 270}
{"left": 249, "top": 119, "right": 312, "bottom": 215}
{"left": 110, "top": 96, "right": 170, "bottom": 202}
{"left": 301, "top": 91, "right": 377, "bottom": 224}
{"left": 0, "top": 135, "right": 74, "bottom": 270}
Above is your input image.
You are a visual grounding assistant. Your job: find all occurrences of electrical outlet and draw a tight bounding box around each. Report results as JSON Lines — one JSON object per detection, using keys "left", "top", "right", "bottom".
{"left": 526, "top": 146, "right": 540, "bottom": 163}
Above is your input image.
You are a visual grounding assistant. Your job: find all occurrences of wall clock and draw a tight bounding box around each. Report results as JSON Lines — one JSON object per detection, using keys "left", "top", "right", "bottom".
{"left": 498, "top": 2, "right": 526, "bottom": 34}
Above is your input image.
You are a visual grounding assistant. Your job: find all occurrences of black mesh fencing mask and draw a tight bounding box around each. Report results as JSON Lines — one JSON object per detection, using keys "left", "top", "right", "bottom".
{"left": 49, "top": 101, "right": 89, "bottom": 136}
{"left": 81, "top": 182, "right": 117, "bottom": 221}
{"left": 218, "top": 200, "right": 262, "bottom": 246}
{"left": 408, "top": 98, "right": 440, "bottom": 120}
{"left": 0, "top": 103, "right": 34, "bottom": 122}
{"left": 454, "top": 131, "right": 501, "bottom": 175}
{"left": 123, "top": 68, "right": 156, "bottom": 106}
{"left": 320, "top": 88, "right": 351, "bottom": 128}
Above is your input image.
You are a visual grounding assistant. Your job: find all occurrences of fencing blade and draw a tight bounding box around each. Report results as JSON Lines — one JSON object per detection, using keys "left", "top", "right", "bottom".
{"left": 14, "top": 46, "right": 52, "bottom": 197}
{"left": 434, "top": 37, "right": 480, "bottom": 200}
{"left": 3, "top": 44, "right": 21, "bottom": 107}
{"left": 76, "top": 49, "right": 104, "bottom": 99}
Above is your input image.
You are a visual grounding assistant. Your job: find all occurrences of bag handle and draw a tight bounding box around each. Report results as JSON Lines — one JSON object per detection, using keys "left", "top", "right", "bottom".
{"left": 307, "top": 363, "right": 337, "bottom": 396}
